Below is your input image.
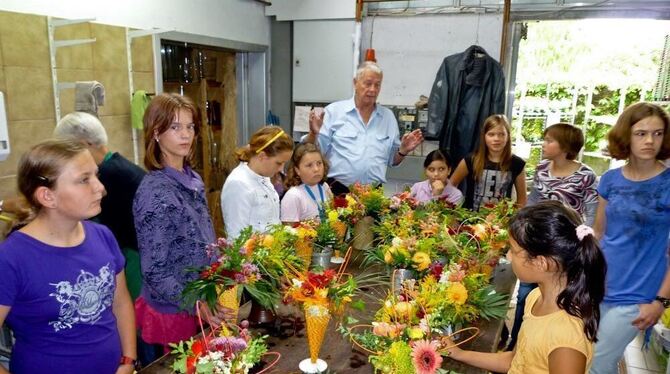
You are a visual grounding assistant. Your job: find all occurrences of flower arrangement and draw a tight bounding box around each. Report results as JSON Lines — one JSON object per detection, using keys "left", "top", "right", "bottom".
{"left": 182, "top": 230, "right": 275, "bottom": 313}
{"left": 341, "top": 269, "right": 507, "bottom": 374}
{"left": 375, "top": 270, "right": 507, "bottom": 334}
{"left": 246, "top": 224, "right": 306, "bottom": 283}
{"left": 170, "top": 320, "right": 270, "bottom": 374}
{"left": 283, "top": 268, "right": 357, "bottom": 313}
{"left": 439, "top": 202, "right": 514, "bottom": 276}
{"left": 283, "top": 264, "right": 360, "bottom": 371}
{"left": 364, "top": 206, "right": 448, "bottom": 274}
{"left": 388, "top": 191, "right": 419, "bottom": 211}
{"left": 365, "top": 199, "right": 516, "bottom": 278}
{"left": 346, "top": 183, "right": 390, "bottom": 222}
{"left": 293, "top": 222, "right": 318, "bottom": 266}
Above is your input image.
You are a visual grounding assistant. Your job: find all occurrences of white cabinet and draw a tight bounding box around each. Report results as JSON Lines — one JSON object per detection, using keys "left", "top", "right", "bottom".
{"left": 293, "top": 20, "right": 356, "bottom": 103}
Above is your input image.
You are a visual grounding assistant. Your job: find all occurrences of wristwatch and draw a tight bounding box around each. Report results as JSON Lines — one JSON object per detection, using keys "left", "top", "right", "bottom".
{"left": 655, "top": 296, "right": 670, "bottom": 308}
{"left": 119, "top": 356, "right": 136, "bottom": 366}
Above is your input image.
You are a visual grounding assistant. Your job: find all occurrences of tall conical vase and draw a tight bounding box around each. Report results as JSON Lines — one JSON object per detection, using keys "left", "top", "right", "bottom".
{"left": 295, "top": 239, "right": 313, "bottom": 271}
{"left": 299, "top": 304, "right": 330, "bottom": 373}
{"left": 352, "top": 216, "right": 374, "bottom": 251}
{"left": 216, "top": 284, "right": 239, "bottom": 322}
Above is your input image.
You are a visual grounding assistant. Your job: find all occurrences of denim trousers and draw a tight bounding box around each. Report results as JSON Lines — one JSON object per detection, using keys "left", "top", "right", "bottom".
{"left": 590, "top": 303, "right": 640, "bottom": 374}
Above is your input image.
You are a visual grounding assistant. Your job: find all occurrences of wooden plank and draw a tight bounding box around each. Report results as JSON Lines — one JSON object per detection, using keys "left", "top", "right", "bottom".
{"left": 220, "top": 52, "right": 238, "bottom": 178}
{"left": 198, "top": 78, "right": 212, "bottom": 190}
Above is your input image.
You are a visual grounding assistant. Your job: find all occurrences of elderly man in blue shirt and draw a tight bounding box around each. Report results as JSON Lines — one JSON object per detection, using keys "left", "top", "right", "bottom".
{"left": 306, "top": 62, "right": 424, "bottom": 195}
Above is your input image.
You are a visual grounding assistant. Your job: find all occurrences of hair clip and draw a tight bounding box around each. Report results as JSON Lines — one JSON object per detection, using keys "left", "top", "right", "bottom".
{"left": 575, "top": 224, "right": 594, "bottom": 241}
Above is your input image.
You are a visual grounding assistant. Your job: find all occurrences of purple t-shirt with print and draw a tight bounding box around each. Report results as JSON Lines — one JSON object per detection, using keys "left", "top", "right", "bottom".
{"left": 0, "top": 221, "right": 125, "bottom": 374}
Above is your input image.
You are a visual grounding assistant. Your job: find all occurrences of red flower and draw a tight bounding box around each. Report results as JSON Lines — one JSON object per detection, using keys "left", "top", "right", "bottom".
{"left": 186, "top": 356, "right": 197, "bottom": 374}
{"left": 429, "top": 262, "right": 444, "bottom": 278}
{"left": 306, "top": 269, "right": 336, "bottom": 289}
{"left": 191, "top": 339, "right": 205, "bottom": 357}
{"left": 333, "top": 195, "right": 348, "bottom": 208}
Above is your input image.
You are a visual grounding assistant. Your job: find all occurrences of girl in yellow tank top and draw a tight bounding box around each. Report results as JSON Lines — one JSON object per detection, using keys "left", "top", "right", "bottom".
{"left": 444, "top": 201, "right": 607, "bottom": 373}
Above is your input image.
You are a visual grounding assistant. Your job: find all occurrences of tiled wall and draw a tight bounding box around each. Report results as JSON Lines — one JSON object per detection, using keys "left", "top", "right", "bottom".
{"left": 0, "top": 10, "right": 154, "bottom": 198}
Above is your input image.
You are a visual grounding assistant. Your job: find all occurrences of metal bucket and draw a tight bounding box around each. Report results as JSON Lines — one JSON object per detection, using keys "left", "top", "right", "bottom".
{"left": 311, "top": 247, "right": 333, "bottom": 270}
{"left": 392, "top": 268, "right": 415, "bottom": 295}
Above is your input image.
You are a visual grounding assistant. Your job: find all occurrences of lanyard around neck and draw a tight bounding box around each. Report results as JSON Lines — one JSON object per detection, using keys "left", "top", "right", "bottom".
{"left": 304, "top": 184, "right": 326, "bottom": 220}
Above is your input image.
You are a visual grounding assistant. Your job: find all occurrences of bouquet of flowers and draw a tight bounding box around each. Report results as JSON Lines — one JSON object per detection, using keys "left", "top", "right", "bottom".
{"left": 246, "top": 224, "right": 306, "bottom": 283}
{"left": 283, "top": 265, "right": 359, "bottom": 370}
{"left": 388, "top": 191, "right": 419, "bottom": 211}
{"left": 440, "top": 202, "right": 514, "bottom": 276}
{"left": 348, "top": 183, "right": 390, "bottom": 220}
{"left": 364, "top": 207, "right": 447, "bottom": 275}
{"left": 284, "top": 268, "right": 357, "bottom": 313}
{"left": 181, "top": 228, "right": 283, "bottom": 314}
{"left": 342, "top": 268, "right": 507, "bottom": 374}
{"left": 170, "top": 319, "right": 273, "bottom": 374}
{"left": 367, "top": 199, "right": 515, "bottom": 278}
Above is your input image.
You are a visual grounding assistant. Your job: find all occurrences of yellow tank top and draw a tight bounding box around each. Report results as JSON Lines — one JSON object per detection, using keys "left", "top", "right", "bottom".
{"left": 508, "top": 288, "right": 594, "bottom": 374}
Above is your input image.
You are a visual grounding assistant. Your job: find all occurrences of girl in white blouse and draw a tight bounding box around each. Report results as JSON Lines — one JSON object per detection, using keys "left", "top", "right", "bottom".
{"left": 221, "top": 126, "right": 294, "bottom": 239}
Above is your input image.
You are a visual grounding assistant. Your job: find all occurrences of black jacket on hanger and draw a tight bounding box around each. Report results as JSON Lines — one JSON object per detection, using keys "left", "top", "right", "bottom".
{"left": 425, "top": 45, "right": 505, "bottom": 165}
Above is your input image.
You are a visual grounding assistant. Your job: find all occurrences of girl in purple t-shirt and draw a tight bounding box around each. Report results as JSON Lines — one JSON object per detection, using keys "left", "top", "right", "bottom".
{"left": 0, "top": 139, "right": 136, "bottom": 374}
{"left": 409, "top": 149, "right": 462, "bottom": 205}
{"left": 281, "top": 143, "right": 333, "bottom": 224}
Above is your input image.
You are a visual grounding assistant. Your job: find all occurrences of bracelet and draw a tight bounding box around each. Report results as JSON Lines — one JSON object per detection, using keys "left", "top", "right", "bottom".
{"left": 119, "top": 356, "right": 136, "bottom": 366}
{"left": 398, "top": 150, "right": 407, "bottom": 157}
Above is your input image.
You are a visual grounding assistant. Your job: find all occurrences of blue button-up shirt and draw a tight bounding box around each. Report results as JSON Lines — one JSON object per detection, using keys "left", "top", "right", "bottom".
{"left": 317, "top": 98, "right": 400, "bottom": 185}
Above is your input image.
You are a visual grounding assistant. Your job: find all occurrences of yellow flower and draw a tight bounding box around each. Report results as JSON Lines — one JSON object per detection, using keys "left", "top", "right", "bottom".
{"left": 327, "top": 210, "right": 339, "bottom": 223}
{"left": 408, "top": 327, "right": 424, "bottom": 339}
{"left": 446, "top": 282, "right": 468, "bottom": 305}
{"left": 384, "top": 250, "right": 394, "bottom": 264}
{"left": 394, "top": 301, "right": 414, "bottom": 318}
{"left": 296, "top": 227, "right": 316, "bottom": 239}
{"left": 397, "top": 245, "right": 410, "bottom": 258}
{"left": 412, "top": 251, "right": 431, "bottom": 271}
{"left": 262, "top": 234, "right": 274, "bottom": 247}
{"left": 345, "top": 195, "right": 357, "bottom": 207}
{"left": 472, "top": 223, "right": 488, "bottom": 240}
{"left": 219, "top": 324, "right": 231, "bottom": 337}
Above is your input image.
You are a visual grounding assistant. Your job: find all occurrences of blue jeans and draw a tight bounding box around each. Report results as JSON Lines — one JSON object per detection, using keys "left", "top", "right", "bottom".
{"left": 507, "top": 282, "right": 537, "bottom": 351}
{"left": 590, "top": 303, "right": 640, "bottom": 374}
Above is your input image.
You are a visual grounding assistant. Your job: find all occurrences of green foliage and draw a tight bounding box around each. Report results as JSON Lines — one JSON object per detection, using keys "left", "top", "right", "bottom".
{"left": 362, "top": 192, "right": 387, "bottom": 219}
{"left": 469, "top": 286, "right": 510, "bottom": 321}
{"left": 513, "top": 20, "right": 666, "bottom": 159}
{"left": 520, "top": 117, "right": 545, "bottom": 143}
{"left": 525, "top": 147, "right": 542, "bottom": 178}
{"left": 584, "top": 120, "right": 610, "bottom": 152}
{"left": 369, "top": 341, "right": 414, "bottom": 374}
{"left": 243, "top": 336, "right": 269, "bottom": 366}
{"left": 314, "top": 221, "right": 338, "bottom": 250}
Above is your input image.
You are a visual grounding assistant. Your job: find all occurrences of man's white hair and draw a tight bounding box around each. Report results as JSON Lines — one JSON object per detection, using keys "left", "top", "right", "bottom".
{"left": 54, "top": 112, "right": 108, "bottom": 146}
{"left": 355, "top": 61, "right": 383, "bottom": 81}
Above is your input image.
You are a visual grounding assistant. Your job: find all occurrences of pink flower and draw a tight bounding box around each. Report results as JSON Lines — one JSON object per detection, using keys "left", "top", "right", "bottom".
{"left": 411, "top": 340, "right": 443, "bottom": 374}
